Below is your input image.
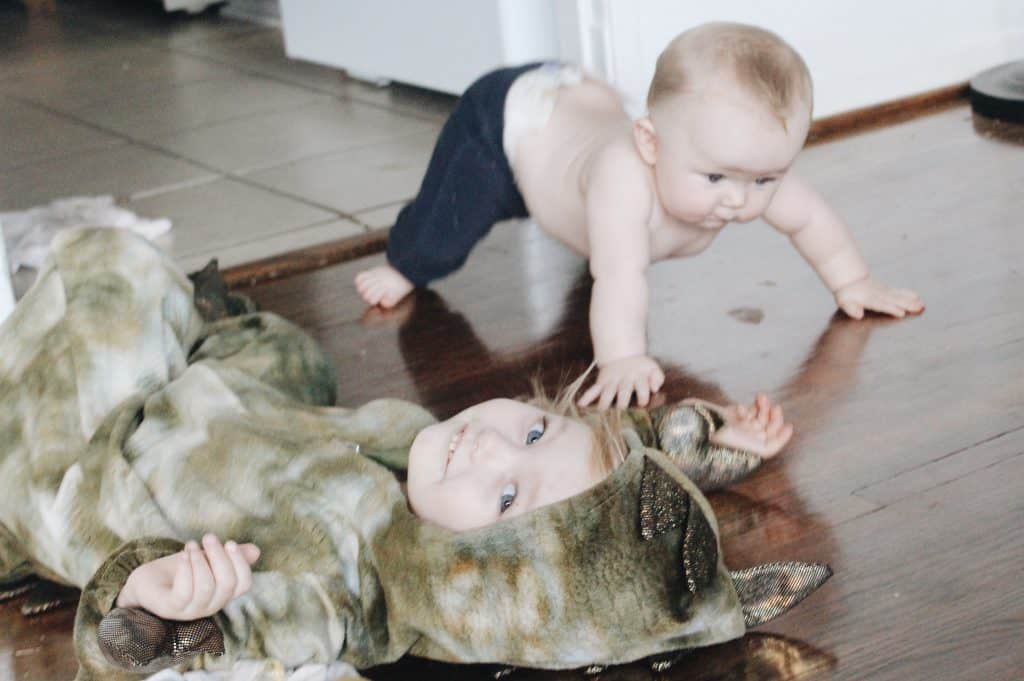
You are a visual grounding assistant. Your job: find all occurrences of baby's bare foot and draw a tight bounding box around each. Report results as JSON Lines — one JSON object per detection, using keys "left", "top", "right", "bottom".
{"left": 354, "top": 265, "right": 414, "bottom": 308}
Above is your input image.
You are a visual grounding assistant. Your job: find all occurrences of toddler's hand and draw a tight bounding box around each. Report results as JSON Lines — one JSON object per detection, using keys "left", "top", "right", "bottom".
{"left": 711, "top": 394, "right": 793, "bottom": 458}
{"left": 834, "top": 277, "right": 923, "bottom": 319}
{"left": 117, "top": 534, "right": 260, "bottom": 621}
{"left": 579, "top": 355, "right": 665, "bottom": 409}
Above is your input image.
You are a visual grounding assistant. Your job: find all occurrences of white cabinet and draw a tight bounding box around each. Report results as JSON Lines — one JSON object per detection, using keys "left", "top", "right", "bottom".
{"left": 280, "top": 0, "right": 559, "bottom": 94}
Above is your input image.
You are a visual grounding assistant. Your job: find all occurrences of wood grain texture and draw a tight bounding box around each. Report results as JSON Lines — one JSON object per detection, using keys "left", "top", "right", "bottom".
{"left": 3, "top": 105, "right": 1022, "bottom": 680}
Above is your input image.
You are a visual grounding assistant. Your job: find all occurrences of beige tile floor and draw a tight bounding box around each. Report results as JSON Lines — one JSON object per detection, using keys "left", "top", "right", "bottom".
{"left": 0, "top": 0, "right": 454, "bottom": 276}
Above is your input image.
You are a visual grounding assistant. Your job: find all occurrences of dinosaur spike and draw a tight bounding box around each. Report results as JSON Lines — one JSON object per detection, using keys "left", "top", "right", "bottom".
{"left": 639, "top": 456, "right": 690, "bottom": 540}
{"left": 731, "top": 562, "right": 832, "bottom": 628}
{"left": 0, "top": 576, "right": 37, "bottom": 602}
{"left": 20, "top": 580, "right": 80, "bottom": 616}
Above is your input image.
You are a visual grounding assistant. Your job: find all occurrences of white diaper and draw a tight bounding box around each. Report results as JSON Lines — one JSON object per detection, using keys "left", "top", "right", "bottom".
{"left": 503, "top": 62, "right": 583, "bottom": 166}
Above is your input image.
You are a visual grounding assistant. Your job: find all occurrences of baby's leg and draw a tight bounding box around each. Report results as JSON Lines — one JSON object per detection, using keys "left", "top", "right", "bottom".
{"left": 356, "top": 73, "right": 528, "bottom": 308}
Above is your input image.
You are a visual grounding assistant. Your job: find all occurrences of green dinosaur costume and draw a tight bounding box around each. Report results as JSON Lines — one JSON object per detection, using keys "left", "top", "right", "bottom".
{"left": 0, "top": 229, "right": 830, "bottom": 680}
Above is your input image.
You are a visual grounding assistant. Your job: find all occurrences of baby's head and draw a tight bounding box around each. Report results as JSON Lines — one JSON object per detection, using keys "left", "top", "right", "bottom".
{"left": 406, "top": 380, "right": 625, "bottom": 531}
{"left": 635, "top": 22, "right": 813, "bottom": 228}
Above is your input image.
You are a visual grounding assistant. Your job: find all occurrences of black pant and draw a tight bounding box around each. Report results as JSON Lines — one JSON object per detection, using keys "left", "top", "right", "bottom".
{"left": 386, "top": 63, "right": 542, "bottom": 287}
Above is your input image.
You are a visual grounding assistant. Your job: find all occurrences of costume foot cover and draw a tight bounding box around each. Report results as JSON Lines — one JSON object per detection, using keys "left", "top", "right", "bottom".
{"left": 98, "top": 607, "right": 224, "bottom": 673}
{"left": 652, "top": 404, "right": 763, "bottom": 491}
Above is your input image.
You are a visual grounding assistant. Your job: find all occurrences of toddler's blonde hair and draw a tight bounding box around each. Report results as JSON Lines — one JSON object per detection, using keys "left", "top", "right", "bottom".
{"left": 647, "top": 22, "right": 813, "bottom": 124}
{"left": 529, "top": 367, "right": 627, "bottom": 477}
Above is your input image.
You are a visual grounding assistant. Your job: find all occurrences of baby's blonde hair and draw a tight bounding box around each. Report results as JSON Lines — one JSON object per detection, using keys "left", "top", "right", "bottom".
{"left": 647, "top": 22, "right": 813, "bottom": 125}
{"left": 528, "top": 367, "right": 627, "bottom": 477}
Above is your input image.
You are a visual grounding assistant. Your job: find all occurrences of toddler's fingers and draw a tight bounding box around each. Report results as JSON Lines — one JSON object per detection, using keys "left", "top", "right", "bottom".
{"left": 237, "top": 543, "right": 261, "bottom": 565}
{"left": 188, "top": 541, "right": 215, "bottom": 615}
{"left": 769, "top": 423, "right": 794, "bottom": 455}
{"left": 225, "top": 541, "right": 254, "bottom": 600}
{"left": 202, "top": 534, "right": 237, "bottom": 611}
{"left": 755, "top": 395, "right": 771, "bottom": 427}
{"left": 766, "top": 405, "right": 784, "bottom": 436}
{"left": 169, "top": 546, "right": 195, "bottom": 611}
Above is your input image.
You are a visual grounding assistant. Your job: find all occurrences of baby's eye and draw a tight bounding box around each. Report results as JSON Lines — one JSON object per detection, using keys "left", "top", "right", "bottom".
{"left": 525, "top": 417, "right": 546, "bottom": 445}
{"left": 754, "top": 176, "right": 777, "bottom": 186}
{"left": 706, "top": 173, "right": 724, "bottom": 184}
{"left": 499, "top": 483, "right": 517, "bottom": 514}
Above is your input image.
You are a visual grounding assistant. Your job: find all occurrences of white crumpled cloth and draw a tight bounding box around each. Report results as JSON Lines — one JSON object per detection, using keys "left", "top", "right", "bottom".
{"left": 147, "top": 661, "right": 366, "bottom": 681}
{"left": 0, "top": 195, "right": 171, "bottom": 273}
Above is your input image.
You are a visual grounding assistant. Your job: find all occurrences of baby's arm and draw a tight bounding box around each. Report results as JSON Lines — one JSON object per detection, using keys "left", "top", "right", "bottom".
{"left": 765, "top": 173, "right": 924, "bottom": 318}
{"left": 578, "top": 149, "right": 665, "bottom": 409}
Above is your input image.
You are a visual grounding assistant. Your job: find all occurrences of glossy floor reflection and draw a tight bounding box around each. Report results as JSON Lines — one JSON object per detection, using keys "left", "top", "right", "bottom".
{"left": 1, "top": 106, "right": 1022, "bottom": 679}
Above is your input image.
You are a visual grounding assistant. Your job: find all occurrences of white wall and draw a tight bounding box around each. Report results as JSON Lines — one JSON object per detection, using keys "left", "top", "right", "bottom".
{"left": 281, "top": 0, "right": 558, "bottom": 94}
{"left": 584, "top": 0, "right": 1024, "bottom": 117}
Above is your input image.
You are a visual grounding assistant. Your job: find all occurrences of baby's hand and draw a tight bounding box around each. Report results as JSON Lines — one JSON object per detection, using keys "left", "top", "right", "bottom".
{"left": 834, "top": 277, "right": 924, "bottom": 319}
{"left": 711, "top": 394, "right": 793, "bottom": 458}
{"left": 117, "top": 535, "right": 260, "bottom": 621}
{"left": 579, "top": 355, "right": 665, "bottom": 409}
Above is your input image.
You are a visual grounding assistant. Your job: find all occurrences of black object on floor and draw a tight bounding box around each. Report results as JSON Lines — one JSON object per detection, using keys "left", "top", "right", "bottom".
{"left": 969, "top": 61, "right": 1024, "bottom": 123}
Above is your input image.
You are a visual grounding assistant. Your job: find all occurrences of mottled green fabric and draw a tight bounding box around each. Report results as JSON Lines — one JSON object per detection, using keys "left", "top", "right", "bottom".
{"left": 0, "top": 229, "right": 750, "bottom": 680}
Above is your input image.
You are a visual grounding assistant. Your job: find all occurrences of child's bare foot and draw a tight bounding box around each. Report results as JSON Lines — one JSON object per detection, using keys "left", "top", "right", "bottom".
{"left": 354, "top": 265, "right": 414, "bottom": 308}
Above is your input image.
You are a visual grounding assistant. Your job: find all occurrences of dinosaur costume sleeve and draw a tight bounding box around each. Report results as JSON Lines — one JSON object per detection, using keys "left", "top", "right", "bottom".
{"left": 75, "top": 536, "right": 357, "bottom": 681}
{"left": 623, "top": 403, "right": 763, "bottom": 491}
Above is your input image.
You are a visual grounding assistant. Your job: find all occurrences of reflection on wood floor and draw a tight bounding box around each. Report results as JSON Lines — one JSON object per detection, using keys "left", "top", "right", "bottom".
{"left": 2, "top": 107, "right": 1022, "bottom": 680}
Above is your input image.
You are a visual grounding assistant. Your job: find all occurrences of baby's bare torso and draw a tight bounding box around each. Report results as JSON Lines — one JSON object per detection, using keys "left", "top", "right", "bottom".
{"left": 511, "top": 78, "right": 716, "bottom": 262}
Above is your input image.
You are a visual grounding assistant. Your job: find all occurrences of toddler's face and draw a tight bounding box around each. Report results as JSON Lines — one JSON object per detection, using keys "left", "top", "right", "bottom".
{"left": 406, "top": 399, "right": 603, "bottom": 531}
{"left": 650, "top": 85, "right": 810, "bottom": 229}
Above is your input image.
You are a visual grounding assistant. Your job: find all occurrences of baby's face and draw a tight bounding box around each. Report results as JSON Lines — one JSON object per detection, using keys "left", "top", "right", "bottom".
{"left": 650, "top": 84, "right": 810, "bottom": 229}
{"left": 406, "top": 399, "right": 603, "bottom": 531}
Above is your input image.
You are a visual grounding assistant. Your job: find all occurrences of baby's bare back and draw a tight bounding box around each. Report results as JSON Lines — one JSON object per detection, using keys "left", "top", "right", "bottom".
{"left": 511, "top": 79, "right": 632, "bottom": 254}
{"left": 513, "top": 79, "right": 716, "bottom": 261}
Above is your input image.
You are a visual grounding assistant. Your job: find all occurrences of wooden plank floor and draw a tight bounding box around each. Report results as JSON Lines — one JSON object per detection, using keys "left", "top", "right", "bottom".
{"left": 3, "top": 105, "right": 1023, "bottom": 680}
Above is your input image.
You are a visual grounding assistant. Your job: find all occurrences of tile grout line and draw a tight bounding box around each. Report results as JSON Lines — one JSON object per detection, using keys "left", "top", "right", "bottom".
{"left": 8, "top": 84, "right": 425, "bottom": 220}
{"left": 202, "top": 126, "right": 439, "bottom": 177}
{"left": 160, "top": 43, "right": 452, "bottom": 125}
{"left": 6, "top": 94, "right": 353, "bottom": 220}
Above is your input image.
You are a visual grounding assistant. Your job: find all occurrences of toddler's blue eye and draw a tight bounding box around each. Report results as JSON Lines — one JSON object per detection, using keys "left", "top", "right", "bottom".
{"left": 755, "top": 177, "right": 776, "bottom": 186}
{"left": 706, "top": 174, "right": 724, "bottom": 183}
{"left": 499, "top": 483, "right": 517, "bottom": 513}
{"left": 525, "top": 417, "right": 546, "bottom": 445}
